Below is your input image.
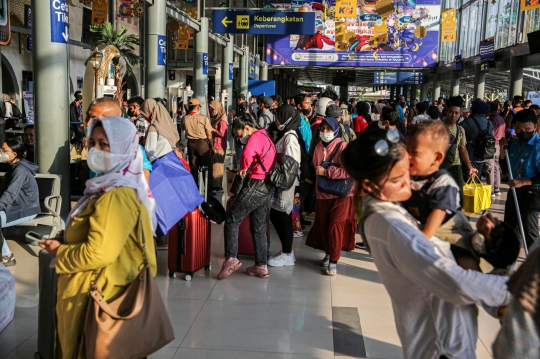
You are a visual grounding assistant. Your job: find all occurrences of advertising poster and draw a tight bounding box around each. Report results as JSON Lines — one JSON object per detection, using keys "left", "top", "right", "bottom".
{"left": 266, "top": 0, "right": 441, "bottom": 68}
{"left": 23, "top": 92, "right": 34, "bottom": 125}
{"left": 91, "top": 0, "right": 108, "bottom": 25}
{"left": 521, "top": 0, "right": 540, "bottom": 11}
{"left": 440, "top": 8, "right": 456, "bottom": 42}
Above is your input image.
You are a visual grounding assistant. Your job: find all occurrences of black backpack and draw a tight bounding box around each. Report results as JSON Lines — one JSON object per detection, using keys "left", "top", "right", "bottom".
{"left": 11, "top": 103, "right": 22, "bottom": 117}
{"left": 294, "top": 130, "right": 316, "bottom": 195}
{"left": 470, "top": 116, "right": 496, "bottom": 160}
{"left": 70, "top": 160, "right": 90, "bottom": 196}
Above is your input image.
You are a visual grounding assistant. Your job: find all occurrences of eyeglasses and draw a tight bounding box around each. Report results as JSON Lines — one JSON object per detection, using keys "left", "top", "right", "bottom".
{"left": 374, "top": 128, "right": 400, "bottom": 156}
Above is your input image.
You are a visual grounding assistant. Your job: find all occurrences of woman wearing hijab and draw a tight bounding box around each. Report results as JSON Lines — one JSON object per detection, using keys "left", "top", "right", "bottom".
{"left": 267, "top": 105, "right": 302, "bottom": 267}
{"left": 209, "top": 100, "right": 228, "bottom": 192}
{"left": 372, "top": 102, "right": 385, "bottom": 122}
{"left": 39, "top": 117, "right": 158, "bottom": 359}
{"left": 140, "top": 98, "right": 180, "bottom": 160}
{"left": 305, "top": 117, "right": 356, "bottom": 276}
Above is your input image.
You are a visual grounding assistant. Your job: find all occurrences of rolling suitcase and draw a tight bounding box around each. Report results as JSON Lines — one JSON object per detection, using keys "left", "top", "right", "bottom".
{"left": 226, "top": 196, "right": 270, "bottom": 256}
{"left": 168, "top": 167, "right": 211, "bottom": 281}
{"left": 35, "top": 250, "right": 57, "bottom": 359}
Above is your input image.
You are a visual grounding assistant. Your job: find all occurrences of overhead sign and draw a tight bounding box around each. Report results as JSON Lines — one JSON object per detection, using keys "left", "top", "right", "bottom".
{"left": 212, "top": 10, "right": 315, "bottom": 35}
{"left": 50, "top": 0, "right": 69, "bottom": 44}
{"left": 441, "top": 8, "right": 456, "bottom": 42}
{"left": 157, "top": 35, "right": 166, "bottom": 65}
{"left": 373, "top": 72, "right": 424, "bottom": 85}
{"left": 228, "top": 63, "right": 233, "bottom": 80}
{"left": 202, "top": 53, "right": 209, "bottom": 75}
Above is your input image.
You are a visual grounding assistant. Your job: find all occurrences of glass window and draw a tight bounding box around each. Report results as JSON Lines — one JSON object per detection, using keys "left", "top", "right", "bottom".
{"left": 485, "top": 0, "right": 498, "bottom": 39}
{"left": 508, "top": 0, "right": 519, "bottom": 46}
{"left": 466, "top": 2, "right": 478, "bottom": 57}
{"left": 523, "top": 8, "right": 540, "bottom": 40}
{"left": 496, "top": 0, "right": 512, "bottom": 49}
{"left": 459, "top": 7, "right": 469, "bottom": 56}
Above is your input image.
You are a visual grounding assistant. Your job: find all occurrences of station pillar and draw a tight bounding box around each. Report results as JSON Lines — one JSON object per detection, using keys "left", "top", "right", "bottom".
{"left": 239, "top": 46, "right": 249, "bottom": 99}
{"left": 508, "top": 56, "right": 524, "bottom": 99}
{"left": 194, "top": 17, "right": 209, "bottom": 115}
{"left": 145, "top": 0, "right": 166, "bottom": 99}
{"left": 410, "top": 85, "right": 418, "bottom": 101}
{"left": 32, "top": 0, "right": 71, "bottom": 217}
{"left": 389, "top": 85, "right": 395, "bottom": 101}
{"left": 450, "top": 72, "right": 460, "bottom": 97}
{"left": 260, "top": 62, "right": 268, "bottom": 81}
{"left": 473, "top": 65, "right": 485, "bottom": 100}
{"left": 420, "top": 83, "right": 428, "bottom": 101}
{"left": 221, "top": 34, "right": 234, "bottom": 112}
{"left": 432, "top": 75, "right": 441, "bottom": 101}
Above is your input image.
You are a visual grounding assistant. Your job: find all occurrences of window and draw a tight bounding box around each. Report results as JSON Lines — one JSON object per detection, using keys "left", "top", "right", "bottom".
{"left": 81, "top": 8, "right": 99, "bottom": 45}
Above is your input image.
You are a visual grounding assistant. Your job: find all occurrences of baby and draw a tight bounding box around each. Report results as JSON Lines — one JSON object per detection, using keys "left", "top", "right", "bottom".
{"left": 403, "top": 121, "right": 519, "bottom": 271}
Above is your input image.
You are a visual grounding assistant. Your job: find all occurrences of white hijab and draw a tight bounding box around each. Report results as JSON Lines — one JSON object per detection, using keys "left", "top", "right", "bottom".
{"left": 67, "top": 116, "right": 157, "bottom": 231}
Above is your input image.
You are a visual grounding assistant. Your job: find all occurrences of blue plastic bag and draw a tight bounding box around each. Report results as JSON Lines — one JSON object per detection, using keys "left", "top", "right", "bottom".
{"left": 150, "top": 151, "right": 204, "bottom": 237}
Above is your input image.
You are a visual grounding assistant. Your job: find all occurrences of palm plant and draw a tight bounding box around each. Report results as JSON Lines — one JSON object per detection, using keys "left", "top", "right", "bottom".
{"left": 89, "top": 22, "right": 143, "bottom": 76}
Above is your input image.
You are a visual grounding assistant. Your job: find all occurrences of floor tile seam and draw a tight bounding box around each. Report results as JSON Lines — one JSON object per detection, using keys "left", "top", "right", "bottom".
{"left": 177, "top": 344, "right": 334, "bottom": 356}
{"left": 202, "top": 297, "right": 334, "bottom": 306}
{"left": 476, "top": 335, "right": 494, "bottom": 358}
{"left": 0, "top": 329, "right": 38, "bottom": 359}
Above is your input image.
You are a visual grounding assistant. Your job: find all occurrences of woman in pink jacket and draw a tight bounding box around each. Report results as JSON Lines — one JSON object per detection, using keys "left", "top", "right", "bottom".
{"left": 306, "top": 117, "right": 356, "bottom": 276}
{"left": 218, "top": 113, "right": 277, "bottom": 280}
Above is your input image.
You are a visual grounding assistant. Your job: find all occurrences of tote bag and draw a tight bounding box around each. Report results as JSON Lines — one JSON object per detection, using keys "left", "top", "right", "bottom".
{"left": 462, "top": 175, "right": 492, "bottom": 215}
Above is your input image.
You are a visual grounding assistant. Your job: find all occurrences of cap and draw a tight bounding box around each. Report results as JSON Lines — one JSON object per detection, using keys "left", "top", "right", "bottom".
{"left": 189, "top": 98, "right": 200, "bottom": 106}
{"left": 470, "top": 99, "right": 490, "bottom": 115}
{"left": 326, "top": 104, "right": 342, "bottom": 118}
{"left": 238, "top": 93, "right": 246, "bottom": 100}
{"left": 261, "top": 96, "right": 273, "bottom": 109}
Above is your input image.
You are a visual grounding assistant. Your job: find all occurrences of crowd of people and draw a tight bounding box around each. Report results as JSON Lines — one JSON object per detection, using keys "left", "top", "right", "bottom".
{"left": 1, "top": 86, "right": 538, "bottom": 358}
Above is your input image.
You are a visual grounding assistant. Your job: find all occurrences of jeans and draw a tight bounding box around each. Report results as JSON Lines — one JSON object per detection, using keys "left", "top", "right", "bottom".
{"left": 447, "top": 164, "right": 464, "bottom": 199}
{"left": 504, "top": 187, "right": 540, "bottom": 249}
{"left": 485, "top": 145, "right": 501, "bottom": 193}
{"left": 269, "top": 209, "right": 293, "bottom": 253}
{"left": 0, "top": 211, "right": 38, "bottom": 256}
{"left": 224, "top": 178, "right": 273, "bottom": 265}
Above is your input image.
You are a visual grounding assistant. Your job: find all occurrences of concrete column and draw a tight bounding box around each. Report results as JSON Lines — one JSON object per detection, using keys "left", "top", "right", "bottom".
{"left": 254, "top": 56, "right": 260, "bottom": 80}
{"left": 340, "top": 84, "right": 348, "bottom": 102}
{"left": 194, "top": 17, "right": 209, "bottom": 115}
{"left": 221, "top": 34, "right": 234, "bottom": 113}
{"left": 145, "top": 0, "right": 166, "bottom": 99}
{"left": 508, "top": 56, "right": 524, "bottom": 99}
{"left": 389, "top": 85, "right": 395, "bottom": 100}
{"left": 473, "top": 65, "right": 486, "bottom": 101}
{"left": 239, "top": 46, "right": 249, "bottom": 100}
{"left": 420, "top": 83, "right": 428, "bottom": 101}
{"left": 260, "top": 62, "right": 268, "bottom": 81}
{"left": 450, "top": 71, "right": 460, "bottom": 96}
{"left": 32, "top": 0, "right": 70, "bottom": 217}
{"left": 410, "top": 85, "right": 418, "bottom": 101}
{"left": 433, "top": 75, "right": 441, "bottom": 101}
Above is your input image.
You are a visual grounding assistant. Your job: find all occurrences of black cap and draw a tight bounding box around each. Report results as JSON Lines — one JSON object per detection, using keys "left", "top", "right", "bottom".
{"left": 238, "top": 94, "right": 246, "bottom": 100}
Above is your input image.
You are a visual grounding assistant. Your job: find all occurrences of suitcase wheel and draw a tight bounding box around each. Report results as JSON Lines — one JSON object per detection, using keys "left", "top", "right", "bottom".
{"left": 204, "top": 264, "right": 212, "bottom": 271}
{"left": 185, "top": 273, "right": 194, "bottom": 281}
{"left": 169, "top": 270, "right": 177, "bottom": 278}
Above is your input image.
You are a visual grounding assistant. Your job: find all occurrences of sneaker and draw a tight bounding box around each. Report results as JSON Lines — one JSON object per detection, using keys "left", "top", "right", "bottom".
{"left": 1, "top": 253, "right": 16, "bottom": 267}
{"left": 304, "top": 212, "right": 315, "bottom": 220}
{"left": 326, "top": 263, "right": 337, "bottom": 276}
{"left": 293, "top": 231, "right": 304, "bottom": 238}
{"left": 245, "top": 265, "right": 269, "bottom": 278}
{"left": 495, "top": 192, "right": 502, "bottom": 197}
{"left": 268, "top": 251, "right": 296, "bottom": 267}
{"left": 217, "top": 257, "right": 242, "bottom": 280}
{"left": 355, "top": 242, "right": 366, "bottom": 250}
{"left": 319, "top": 255, "right": 330, "bottom": 267}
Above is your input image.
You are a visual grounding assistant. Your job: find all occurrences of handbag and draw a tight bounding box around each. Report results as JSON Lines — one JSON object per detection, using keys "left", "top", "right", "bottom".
{"left": 230, "top": 147, "right": 271, "bottom": 195}
{"left": 462, "top": 175, "right": 492, "bottom": 215}
{"left": 83, "top": 217, "right": 175, "bottom": 359}
{"left": 256, "top": 132, "right": 299, "bottom": 190}
{"left": 317, "top": 141, "right": 354, "bottom": 197}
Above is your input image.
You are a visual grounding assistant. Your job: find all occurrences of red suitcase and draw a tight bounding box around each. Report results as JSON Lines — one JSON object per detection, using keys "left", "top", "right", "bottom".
{"left": 226, "top": 196, "right": 270, "bottom": 256}
{"left": 168, "top": 167, "right": 211, "bottom": 281}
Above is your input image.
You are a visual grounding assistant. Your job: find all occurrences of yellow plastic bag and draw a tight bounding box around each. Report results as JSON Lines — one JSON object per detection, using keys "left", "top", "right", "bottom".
{"left": 462, "top": 175, "right": 492, "bottom": 215}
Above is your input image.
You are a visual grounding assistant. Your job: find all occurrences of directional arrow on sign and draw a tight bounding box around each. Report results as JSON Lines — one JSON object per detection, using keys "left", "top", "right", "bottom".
{"left": 222, "top": 16, "right": 232, "bottom": 27}
{"left": 62, "top": 26, "right": 68, "bottom": 42}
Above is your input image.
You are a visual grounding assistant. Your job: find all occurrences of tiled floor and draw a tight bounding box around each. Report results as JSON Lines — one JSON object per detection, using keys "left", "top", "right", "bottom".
{"left": 0, "top": 184, "right": 515, "bottom": 359}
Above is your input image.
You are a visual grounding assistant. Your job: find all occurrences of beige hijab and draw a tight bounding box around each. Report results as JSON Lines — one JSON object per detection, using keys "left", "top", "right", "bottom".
{"left": 140, "top": 99, "right": 179, "bottom": 148}
{"left": 209, "top": 100, "right": 227, "bottom": 126}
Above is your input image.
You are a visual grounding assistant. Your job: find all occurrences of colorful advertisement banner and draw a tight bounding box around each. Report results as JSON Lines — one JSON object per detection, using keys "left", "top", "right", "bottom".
{"left": 521, "top": 0, "right": 540, "bottom": 11}
{"left": 266, "top": 0, "right": 440, "bottom": 68}
{"left": 118, "top": 0, "right": 134, "bottom": 18}
{"left": 480, "top": 37, "right": 495, "bottom": 62}
{"left": 23, "top": 92, "right": 34, "bottom": 125}
{"left": 440, "top": 8, "right": 456, "bottom": 42}
{"left": 91, "top": 0, "right": 108, "bottom": 25}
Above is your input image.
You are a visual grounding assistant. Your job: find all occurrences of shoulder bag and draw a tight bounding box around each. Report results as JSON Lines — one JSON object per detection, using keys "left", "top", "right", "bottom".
{"left": 256, "top": 132, "right": 299, "bottom": 190}
{"left": 83, "top": 216, "right": 175, "bottom": 359}
{"left": 317, "top": 141, "right": 354, "bottom": 197}
{"left": 229, "top": 147, "right": 271, "bottom": 195}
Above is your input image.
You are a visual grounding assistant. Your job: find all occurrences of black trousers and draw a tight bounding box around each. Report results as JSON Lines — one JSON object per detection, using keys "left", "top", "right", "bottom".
{"left": 504, "top": 187, "right": 540, "bottom": 249}
{"left": 447, "top": 164, "right": 464, "bottom": 198}
{"left": 269, "top": 209, "right": 293, "bottom": 253}
{"left": 187, "top": 140, "right": 213, "bottom": 188}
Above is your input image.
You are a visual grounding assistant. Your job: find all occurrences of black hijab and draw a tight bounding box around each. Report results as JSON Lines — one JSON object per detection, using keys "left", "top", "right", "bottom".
{"left": 275, "top": 105, "right": 301, "bottom": 143}
{"left": 356, "top": 101, "right": 372, "bottom": 124}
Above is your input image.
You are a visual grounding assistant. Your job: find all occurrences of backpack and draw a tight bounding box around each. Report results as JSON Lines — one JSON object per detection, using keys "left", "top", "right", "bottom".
{"left": 341, "top": 107, "right": 352, "bottom": 126}
{"left": 470, "top": 116, "right": 496, "bottom": 160}
{"left": 259, "top": 113, "right": 272, "bottom": 130}
{"left": 70, "top": 159, "right": 90, "bottom": 196}
{"left": 339, "top": 123, "right": 356, "bottom": 143}
{"left": 11, "top": 103, "right": 22, "bottom": 117}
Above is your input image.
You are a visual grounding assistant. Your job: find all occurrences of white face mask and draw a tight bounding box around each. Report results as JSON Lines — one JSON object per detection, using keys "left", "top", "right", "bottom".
{"left": 319, "top": 131, "right": 335, "bottom": 143}
{"left": 0, "top": 151, "right": 10, "bottom": 163}
{"left": 239, "top": 128, "right": 251, "bottom": 144}
{"left": 378, "top": 120, "right": 386, "bottom": 129}
{"left": 87, "top": 147, "right": 126, "bottom": 174}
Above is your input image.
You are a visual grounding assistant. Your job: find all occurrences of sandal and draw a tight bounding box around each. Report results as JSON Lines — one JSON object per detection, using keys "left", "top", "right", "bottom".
{"left": 2, "top": 253, "right": 16, "bottom": 267}
{"left": 217, "top": 257, "right": 242, "bottom": 280}
{"left": 245, "top": 265, "right": 270, "bottom": 279}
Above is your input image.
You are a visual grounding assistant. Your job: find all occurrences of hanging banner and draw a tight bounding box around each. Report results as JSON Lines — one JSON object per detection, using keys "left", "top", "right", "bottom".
{"left": 336, "top": 0, "right": 357, "bottom": 18}
{"left": 157, "top": 35, "right": 166, "bottom": 65}
{"left": 50, "top": 0, "right": 69, "bottom": 44}
{"left": 441, "top": 8, "right": 456, "bottom": 42}
{"left": 266, "top": 0, "right": 441, "bottom": 68}
{"left": 521, "top": 0, "right": 540, "bottom": 11}
{"left": 91, "top": 0, "right": 108, "bottom": 25}
{"left": 118, "top": 0, "right": 134, "bottom": 18}
{"left": 229, "top": 62, "right": 233, "bottom": 80}
{"left": 24, "top": 5, "right": 32, "bottom": 29}
{"left": 174, "top": 39, "right": 188, "bottom": 50}
{"left": 202, "top": 53, "right": 209, "bottom": 75}
{"left": 23, "top": 92, "right": 34, "bottom": 125}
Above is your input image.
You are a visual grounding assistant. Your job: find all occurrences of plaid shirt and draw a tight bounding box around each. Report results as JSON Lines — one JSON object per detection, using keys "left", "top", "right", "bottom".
{"left": 134, "top": 115, "right": 149, "bottom": 138}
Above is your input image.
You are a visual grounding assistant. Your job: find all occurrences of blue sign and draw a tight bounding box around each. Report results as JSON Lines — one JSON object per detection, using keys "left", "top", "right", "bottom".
{"left": 212, "top": 10, "right": 315, "bottom": 35}
{"left": 248, "top": 80, "right": 275, "bottom": 97}
{"left": 373, "top": 72, "right": 424, "bottom": 85}
{"left": 157, "top": 35, "right": 166, "bottom": 66}
{"left": 248, "top": 61, "right": 255, "bottom": 79}
{"left": 228, "top": 63, "right": 233, "bottom": 80}
{"left": 202, "top": 53, "right": 209, "bottom": 75}
{"left": 25, "top": 5, "right": 32, "bottom": 29}
{"left": 50, "top": 0, "right": 69, "bottom": 44}
{"left": 27, "top": 37, "right": 32, "bottom": 51}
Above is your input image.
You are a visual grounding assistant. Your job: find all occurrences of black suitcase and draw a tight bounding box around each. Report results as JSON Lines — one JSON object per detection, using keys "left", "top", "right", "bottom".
{"left": 35, "top": 250, "right": 57, "bottom": 359}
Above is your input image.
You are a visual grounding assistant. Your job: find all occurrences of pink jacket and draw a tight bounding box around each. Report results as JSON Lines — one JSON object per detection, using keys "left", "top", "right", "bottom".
{"left": 241, "top": 129, "right": 276, "bottom": 180}
{"left": 312, "top": 139, "right": 354, "bottom": 199}
{"left": 213, "top": 120, "right": 228, "bottom": 150}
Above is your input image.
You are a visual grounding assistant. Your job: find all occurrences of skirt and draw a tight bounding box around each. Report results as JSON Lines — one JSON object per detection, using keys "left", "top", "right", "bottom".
{"left": 305, "top": 196, "right": 357, "bottom": 261}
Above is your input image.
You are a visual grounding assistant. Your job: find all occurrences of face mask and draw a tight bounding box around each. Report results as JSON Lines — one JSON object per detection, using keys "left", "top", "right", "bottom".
{"left": 127, "top": 109, "right": 135, "bottom": 117}
{"left": 302, "top": 108, "right": 311, "bottom": 116}
{"left": 0, "top": 152, "right": 10, "bottom": 163}
{"left": 87, "top": 147, "right": 126, "bottom": 174}
{"left": 319, "top": 131, "right": 335, "bottom": 143}
{"left": 239, "top": 135, "right": 250, "bottom": 144}
{"left": 378, "top": 120, "right": 386, "bottom": 129}
{"left": 76, "top": 95, "right": 83, "bottom": 101}
{"left": 517, "top": 131, "right": 535, "bottom": 143}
